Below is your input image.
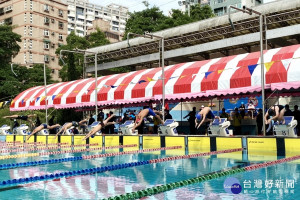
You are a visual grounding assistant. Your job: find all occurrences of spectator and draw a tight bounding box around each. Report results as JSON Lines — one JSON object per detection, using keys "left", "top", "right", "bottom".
{"left": 153, "top": 113, "right": 163, "bottom": 134}
{"left": 293, "top": 105, "right": 300, "bottom": 135}
{"left": 256, "top": 108, "right": 263, "bottom": 135}
{"left": 165, "top": 110, "right": 173, "bottom": 120}
{"left": 48, "top": 116, "right": 55, "bottom": 126}
{"left": 220, "top": 108, "right": 229, "bottom": 120}
{"left": 121, "top": 113, "right": 129, "bottom": 123}
{"left": 239, "top": 102, "right": 246, "bottom": 119}
{"left": 184, "top": 107, "right": 196, "bottom": 135}
{"left": 232, "top": 108, "right": 242, "bottom": 135}
{"left": 247, "top": 101, "right": 256, "bottom": 119}
{"left": 88, "top": 114, "right": 95, "bottom": 125}
{"left": 97, "top": 109, "right": 104, "bottom": 121}
{"left": 108, "top": 111, "right": 116, "bottom": 134}
{"left": 284, "top": 104, "right": 293, "bottom": 116}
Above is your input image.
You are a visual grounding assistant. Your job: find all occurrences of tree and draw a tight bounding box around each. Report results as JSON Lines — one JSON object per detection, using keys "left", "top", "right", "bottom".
{"left": 0, "top": 25, "right": 21, "bottom": 63}
{"left": 88, "top": 28, "right": 110, "bottom": 48}
{"left": 123, "top": 5, "right": 215, "bottom": 40}
{"left": 56, "top": 31, "right": 90, "bottom": 81}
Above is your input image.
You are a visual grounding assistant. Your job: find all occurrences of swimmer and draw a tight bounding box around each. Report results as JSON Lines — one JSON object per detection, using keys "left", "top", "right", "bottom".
{"left": 3, "top": 114, "right": 36, "bottom": 127}
{"left": 132, "top": 108, "right": 164, "bottom": 133}
{"left": 55, "top": 119, "right": 88, "bottom": 138}
{"left": 195, "top": 107, "right": 220, "bottom": 129}
{"left": 27, "top": 123, "right": 60, "bottom": 140}
{"left": 265, "top": 105, "right": 285, "bottom": 125}
{"left": 82, "top": 114, "right": 116, "bottom": 140}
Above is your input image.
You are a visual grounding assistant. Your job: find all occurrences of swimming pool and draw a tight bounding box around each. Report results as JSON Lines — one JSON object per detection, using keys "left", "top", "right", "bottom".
{"left": 0, "top": 141, "right": 299, "bottom": 200}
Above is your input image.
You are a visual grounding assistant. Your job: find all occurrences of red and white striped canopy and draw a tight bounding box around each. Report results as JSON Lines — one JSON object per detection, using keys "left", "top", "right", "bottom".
{"left": 10, "top": 44, "right": 300, "bottom": 111}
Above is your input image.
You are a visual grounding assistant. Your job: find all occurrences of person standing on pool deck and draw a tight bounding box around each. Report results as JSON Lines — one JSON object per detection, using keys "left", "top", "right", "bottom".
{"left": 82, "top": 114, "right": 117, "bottom": 140}
{"left": 27, "top": 123, "right": 61, "bottom": 140}
{"left": 265, "top": 105, "right": 286, "bottom": 125}
{"left": 3, "top": 114, "right": 36, "bottom": 127}
{"left": 195, "top": 107, "right": 220, "bottom": 129}
{"left": 132, "top": 108, "right": 164, "bottom": 133}
{"left": 55, "top": 119, "right": 88, "bottom": 138}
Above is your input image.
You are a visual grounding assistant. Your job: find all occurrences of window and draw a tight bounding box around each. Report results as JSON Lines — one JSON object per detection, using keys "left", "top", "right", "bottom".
{"left": 24, "top": 41, "right": 27, "bottom": 49}
{"left": 30, "top": 0, "right": 33, "bottom": 10}
{"left": 24, "top": 27, "right": 27, "bottom": 36}
{"left": 29, "top": 52, "right": 33, "bottom": 63}
{"left": 24, "top": 53, "right": 27, "bottom": 63}
{"left": 30, "top": 13, "right": 33, "bottom": 23}
{"left": 58, "top": 21, "right": 63, "bottom": 29}
{"left": 29, "top": 39, "right": 32, "bottom": 49}
{"left": 24, "top": 13, "right": 27, "bottom": 22}
{"left": 24, "top": 0, "right": 27, "bottom": 10}
{"left": 44, "top": 42, "right": 50, "bottom": 49}
{"left": 44, "top": 17, "right": 50, "bottom": 24}
{"left": 44, "top": 4, "right": 49, "bottom": 12}
{"left": 29, "top": 26, "right": 33, "bottom": 36}
{"left": 44, "top": 29, "right": 49, "bottom": 36}
{"left": 59, "top": 9, "right": 63, "bottom": 16}
{"left": 44, "top": 55, "right": 49, "bottom": 62}
{"left": 58, "top": 33, "right": 63, "bottom": 41}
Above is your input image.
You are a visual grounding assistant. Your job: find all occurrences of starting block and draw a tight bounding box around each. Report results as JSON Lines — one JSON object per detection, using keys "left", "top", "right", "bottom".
{"left": 273, "top": 116, "right": 298, "bottom": 137}
{"left": 120, "top": 120, "right": 137, "bottom": 135}
{"left": 0, "top": 125, "right": 11, "bottom": 135}
{"left": 38, "top": 129, "right": 49, "bottom": 135}
{"left": 208, "top": 118, "right": 231, "bottom": 137}
{"left": 88, "top": 121, "right": 102, "bottom": 135}
{"left": 14, "top": 124, "right": 30, "bottom": 135}
{"left": 61, "top": 123, "right": 75, "bottom": 135}
{"left": 158, "top": 119, "right": 178, "bottom": 136}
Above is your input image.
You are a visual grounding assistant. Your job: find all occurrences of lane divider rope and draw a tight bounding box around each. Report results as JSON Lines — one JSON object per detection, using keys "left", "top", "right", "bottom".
{"left": 0, "top": 143, "right": 69, "bottom": 149}
{"left": 0, "top": 146, "right": 182, "bottom": 170}
{"left": 0, "top": 144, "right": 137, "bottom": 160}
{"left": 106, "top": 153, "right": 300, "bottom": 200}
{"left": 0, "top": 148, "right": 241, "bottom": 187}
{"left": 0, "top": 143, "right": 100, "bottom": 153}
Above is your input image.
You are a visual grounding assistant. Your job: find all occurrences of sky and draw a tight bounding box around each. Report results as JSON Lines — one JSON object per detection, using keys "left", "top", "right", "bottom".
{"left": 89, "top": 0, "right": 277, "bottom": 15}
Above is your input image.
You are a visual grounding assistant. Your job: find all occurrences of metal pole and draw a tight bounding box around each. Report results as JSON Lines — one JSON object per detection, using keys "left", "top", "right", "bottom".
{"left": 260, "top": 15, "right": 266, "bottom": 136}
{"left": 187, "top": 2, "right": 190, "bottom": 17}
{"left": 161, "top": 38, "right": 165, "bottom": 122}
{"left": 95, "top": 53, "right": 98, "bottom": 118}
{"left": 43, "top": 62, "right": 48, "bottom": 124}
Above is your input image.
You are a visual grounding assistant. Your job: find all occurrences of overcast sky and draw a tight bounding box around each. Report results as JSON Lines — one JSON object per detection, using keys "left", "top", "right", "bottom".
{"left": 88, "top": 0, "right": 277, "bottom": 15}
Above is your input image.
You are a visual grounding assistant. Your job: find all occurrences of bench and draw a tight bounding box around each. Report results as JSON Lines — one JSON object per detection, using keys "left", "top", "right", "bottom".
{"left": 208, "top": 118, "right": 231, "bottom": 137}
{"left": 158, "top": 119, "right": 179, "bottom": 136}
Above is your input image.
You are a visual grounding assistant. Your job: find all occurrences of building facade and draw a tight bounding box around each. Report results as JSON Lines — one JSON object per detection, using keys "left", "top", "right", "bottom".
{"left": 86, "top": 19, "right": 122, "bottom": 43}
{"left": 64, "top": 0, "right": 128, "bottom": 37}
{"left": 0, "top": 0, "right": 68, "bottom": 79}
{"left": 180, "top": 0, "right": 262, "bottom": 16}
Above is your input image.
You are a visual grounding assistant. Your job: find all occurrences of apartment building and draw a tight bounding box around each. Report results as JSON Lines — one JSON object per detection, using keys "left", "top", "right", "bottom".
{"left": 179, "top": 0, "right": 262, "bottom": 16}
{"left": 65, "top": 0, "right": 128, "bottom": 37}
{"left": 86, "top": 19, "right": 122, "bottom": 43}
{"left": 0, "top": 0, "right": 68, "bottom": 79}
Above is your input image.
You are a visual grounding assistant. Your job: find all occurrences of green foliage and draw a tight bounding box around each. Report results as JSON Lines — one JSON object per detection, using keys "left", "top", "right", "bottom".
{"left": 0, "top": 63, "right": 55, "bottom": 101}
{"left": 56, "top": 30, "right": 110, "bottom": 81}
{"left": 0, "top": 25, "right": 21, "bottom": 63}
{"left": 88, "top": 28, "right": 110, "bottom": 48}
{"left": 123, "top": 4, "right": 215, "bottom": 40}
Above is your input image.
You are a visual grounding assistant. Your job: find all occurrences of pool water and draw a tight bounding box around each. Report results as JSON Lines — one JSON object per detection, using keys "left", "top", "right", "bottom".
{"left": 0, "top": 146, "right": 299, "bottom": 200}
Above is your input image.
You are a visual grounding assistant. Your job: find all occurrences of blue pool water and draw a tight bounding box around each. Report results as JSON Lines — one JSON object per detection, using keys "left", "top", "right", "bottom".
{"left": 0, "top": 147, "right": 299, "bottom": 200}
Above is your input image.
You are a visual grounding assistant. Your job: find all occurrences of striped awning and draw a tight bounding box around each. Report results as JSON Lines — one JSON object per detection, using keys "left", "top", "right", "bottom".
{"left": 10, "top": 44, "right": 300, "bottom": 111}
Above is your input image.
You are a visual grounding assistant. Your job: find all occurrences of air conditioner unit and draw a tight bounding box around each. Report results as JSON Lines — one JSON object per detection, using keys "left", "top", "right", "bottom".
{"left": 51, "top": 7, "right": 54, "bottom": 11}
{"left": 5, "top": 6, "right": 13, "bottom": 12}
{"left": 51, "top": 32, "right": 55, "bottom": 36}
{"left": 51, "top": 57, "right": 55, "bottom": 61}
{"left": 51, "top": 19, "right": 55, "bottom": 23}
{"left": 51, "top": 44, "right": 55, "bottom": 48}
